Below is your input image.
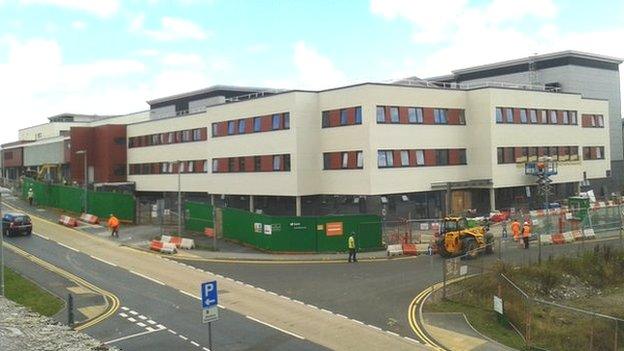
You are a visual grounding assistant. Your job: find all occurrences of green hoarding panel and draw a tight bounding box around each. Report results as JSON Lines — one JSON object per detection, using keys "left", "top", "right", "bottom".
{"left": 185, "top": 201, "right": 214, "bottom": 232}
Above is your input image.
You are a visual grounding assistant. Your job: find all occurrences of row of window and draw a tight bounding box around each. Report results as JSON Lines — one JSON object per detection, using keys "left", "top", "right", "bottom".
{"left": 581, "top": 114, "right": 605, "bottom": 128}
{"left": 583, "top": 146, "right": 606, "bottom": 160}
{"left": 376, "top": 106, "right": 465, "bottom": 125}
{"left": 129, "top": 128, "right": 207, "bottom": 148}
{"left": 495, "top": 108, "right": 578, "bottom": 125}
{"left": 212, "top": 154, "right": 291, "bottom": 173}
{"left": 378, "top": 149, "right": 467, "bottom": 168}
{"left": 323, "top": 151, "right": 364, "bottom": 170}
{"left": 212, "top": 112, "right": 290, "bottom": 137}
{"left": 129, "top": 160, "right": 208, "bottom": 175}
{"left": 321, "top": 107, "right": 362, "bottom": 128}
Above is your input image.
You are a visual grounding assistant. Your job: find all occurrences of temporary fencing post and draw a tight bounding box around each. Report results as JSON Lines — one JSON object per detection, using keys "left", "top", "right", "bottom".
{"left": 538, "top": 227, "right": 542, "bottom": 265}
{"left": 442, "top": 258, "right": 447, "bottom": 300}
{"left": 67, "top": 293, "right": 74, "bottom": 328}
{"left": 614, "top": 319, "right": 618, "bottom": 351}
{"left": 498, "top": 237, "right": 502, "bottom": 260}
{"left": 618, "top": 204, "right": 624, "bottom": 249}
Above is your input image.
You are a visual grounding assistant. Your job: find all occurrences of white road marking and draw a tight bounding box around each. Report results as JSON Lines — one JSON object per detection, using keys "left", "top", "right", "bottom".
{"left": 118, "top": 313, "right": 128, "bottom": 318}
{"left": 179, "top": 335, "right": 188, "bottom": 341}
{"left": 90, "top": 255, "right": 117, "bottom": 267}
{"left": 138, "top": 315, "right": 147, "bottom": 320}
{"left": 156, "top": 324, "right": 165, "bottom": 329}
{"left": 190, "top": 341, "right": 200, "bottom": 347}
{"left": 404, "top": 336, "right": 422, "bottom": 344}
{"left": 147, "top": 320, "right": 156, "bottom": 325}
{"left": 58, "top": 242, "right": 79, "bottom": 252}
{"left": 129, "top": 310, "right": 138, "bottom": 315}
{"left": 127, "top": 317, "right": 136, "bottom": 322}
{"left": 203, "top": 348, "right": 210, "bottom": 351}
{"left": 256, "top": 287, "right": 266, "bottom": 292}
{"left": 335, "top": 313, "right": 348, "bottom": 319}
{"left": 129, "top": 270, "right": 166, "bottom": 286}
{"left": 121, "top": 307, "right": 129, "bottom": 311}
{"left": 320, "top": 308, "right": 333, "bottom": 314}
{"left": 351, "top": 319, "right": 365, "bottom": 325}
{"left": 168, "top": 329, "right": 177, "bottom": 335}
{"left": 179, "top": 289, "right": 200, "bottom": 300}
{"left": 246, "top": 316, "right": 305, "bottom": 340}
{"left": 367, "top": 324, "right": 382, "bottom": 331}
{"left": 104, "top": 329, "right": 164, "bottom": 344}
{"left": 33, "top": 233, "right": 50, "bottom": 240}
{"left": 146, "top": 327, "right": 157, "bottom": 332}
{"left": 137, "top": 322, "right": 147, "bottom": 327}
{"left": 386, "top": 331, "right": 400, "bottom": 337}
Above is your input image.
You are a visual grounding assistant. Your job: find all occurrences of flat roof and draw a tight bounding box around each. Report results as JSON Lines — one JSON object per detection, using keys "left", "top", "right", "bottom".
{"left": 146, "top": 85, "right": 279, "bottom": 106}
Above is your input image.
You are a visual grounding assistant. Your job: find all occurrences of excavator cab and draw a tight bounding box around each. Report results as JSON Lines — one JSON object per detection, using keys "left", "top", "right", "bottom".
{"left": 437, "top": 216, "right": 493, "bottom": 258}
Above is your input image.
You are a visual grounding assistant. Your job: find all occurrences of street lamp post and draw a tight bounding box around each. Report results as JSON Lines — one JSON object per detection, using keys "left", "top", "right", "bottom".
{"left": 177, "top": 160, "right": 182, "bottom": 236}
{"left": 76, "top": 150, "right": 88, "bottom": 213}
{"left": 1, "top": 190, "right": 4, "bottom": 296}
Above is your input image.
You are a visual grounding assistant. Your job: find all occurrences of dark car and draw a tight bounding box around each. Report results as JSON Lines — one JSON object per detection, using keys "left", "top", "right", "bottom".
{"left": 2, "top": 213, "right": 33, "bottom": 236}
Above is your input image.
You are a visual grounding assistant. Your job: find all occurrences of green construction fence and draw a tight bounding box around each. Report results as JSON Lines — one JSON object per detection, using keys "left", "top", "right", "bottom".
{"left": 185, "top": 201, "right": 382, "bottom": 253}
{"left": 22, "top": 178, "right": 135, "bottom": 222}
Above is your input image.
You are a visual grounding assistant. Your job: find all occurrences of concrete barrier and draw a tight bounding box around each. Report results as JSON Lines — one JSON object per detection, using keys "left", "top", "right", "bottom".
{"left": 180, "top": 238, "right": 195, "bottom": 250}
{"left": 386, "top": 244, "right": 403, "bottom": 256}
{"left": 59, "top": 215, "right": 78, "bottom": 228}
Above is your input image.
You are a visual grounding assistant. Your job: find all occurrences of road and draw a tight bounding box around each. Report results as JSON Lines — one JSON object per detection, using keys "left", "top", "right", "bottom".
{"left": 3, "top": 228, "right": 327, "bottom": 350}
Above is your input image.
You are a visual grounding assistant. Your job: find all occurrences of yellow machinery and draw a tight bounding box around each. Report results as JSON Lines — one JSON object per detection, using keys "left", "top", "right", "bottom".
{"left": 437, "top": 217, "right": 494, "bottom": 258}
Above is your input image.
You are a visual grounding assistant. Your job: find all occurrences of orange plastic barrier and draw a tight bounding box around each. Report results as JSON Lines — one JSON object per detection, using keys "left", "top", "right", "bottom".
{"left": 79, "top": 213, "right": 99, "bottom": 224}
{"left": 150, "top": 240, "right": 164, "bottom": 252}
{"left": 551, "top": 233, "right": 565, "bottom": 244}
{"left": 401, "top": 243, "right": 418, "bottom": 256}
{"left": 204, "top": 227, "right": 214, "bottom": 237}
{"left": 59, "top": 215, "right": 78, "bottom": 227}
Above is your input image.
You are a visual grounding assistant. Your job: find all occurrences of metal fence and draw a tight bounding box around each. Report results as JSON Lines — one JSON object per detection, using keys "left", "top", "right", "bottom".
{"left": 381, "top": 218, "right": 441, "bottom": 245}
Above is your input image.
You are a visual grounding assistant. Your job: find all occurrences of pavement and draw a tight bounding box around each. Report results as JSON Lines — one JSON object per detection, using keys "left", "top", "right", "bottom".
{"left": 423, "top": 313, "right": 515, "bottom": 351}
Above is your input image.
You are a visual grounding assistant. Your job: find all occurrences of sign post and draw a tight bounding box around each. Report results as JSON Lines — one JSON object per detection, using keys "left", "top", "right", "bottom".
{"left": 201, "top": 281, "right": 219, "bottom": 350}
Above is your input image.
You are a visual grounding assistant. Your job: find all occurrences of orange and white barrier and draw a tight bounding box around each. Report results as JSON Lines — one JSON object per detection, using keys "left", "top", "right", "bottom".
{"left": 583, "top": 228, "right": 596, "bottom": 239}
{"left": 540, "top": 235, "right": 553, "bottom": 245}
{"left": 59, "top": 215, "right": 78, "bottom": 227}
{"left": 551, "top": 233, "right": 565, "bottom": 245}
{"left": 401, "top": 243, "right": 418, "bottom": 256}
{"left": 386, "top": 244, "right": 403, "bottom": 256}
{"left": 562, "top": 232, "right": 575, "bottom": 243}
{"left": 149, "top": 240, "right": 177, "bottom": 254}
{"left": 161, "top": 235, "right": 195, "bottom": 250}
{"left": 79, "top": 213, "right": 99, "bottom": 224}
{"left": 572, "top": 229, "right": 584, "bottom": 241}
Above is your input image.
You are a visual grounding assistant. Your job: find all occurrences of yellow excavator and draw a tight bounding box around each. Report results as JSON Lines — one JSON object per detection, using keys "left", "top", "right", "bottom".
{"left": 437, "top": 217, "right": 494, "bottom": 258}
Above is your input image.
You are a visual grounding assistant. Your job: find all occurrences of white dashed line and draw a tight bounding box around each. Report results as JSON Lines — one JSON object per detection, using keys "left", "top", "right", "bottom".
{"left": 256, "top": 287, "right": 266, "bottom": 292}
{"left": 168, "top": 329, "right": 177, "bottom": 335}
{"left": 90, "top": 255, "right": 117, "bottom": 267}
{"left": 320, "top": 308, "right": 333, "bottom": 314}
{"left": 267, "top": 291, "right": 278, "bottom": 296}
{"left": 351, "top": 319, "right": 365, "bottom": 325}
{"left": 386, "top": 331, "right": 400, "bottom": 337}
{"left": 246, "top": 316, "right": 305, "bottom": 340}
{"left": 156, "top": 324, "right": 165, "bottom": 329}
{"left": 58, "top": 242, "right": 79, "bottom": 252}
{"left": 137, "top": 322, "right": 146, "bottom": 327}
{"left": 129, "top": 310, "right": 138, "bottom": 315}
{"left": 138, "top": 315, "right": 147, "bottom": 320}
{"left": 307, "top": 304, "right": 319, "bottom": 310}
{"left": 203, "top": 348, "right": 210, "bottom": 351}
{"left": 404, "top": 336, "right": 421, "bottom": 344}
{"left": 179, "top": 289, "right": 200, "bottom": 300}
{"left": 127, "top": 317, "right": 136, "bottom": 322}
{"left": 190, "top": 341, "right": 200, "bottom": 347}
{"left": 335, "top": 313, "right": 348, "bottom": 319}
{"left": 291, "top": 299, "right": 304, "bottom": 305}
{"left": 367, "top": 324, "right": 382, "bottom": 331}
{"left": 121, "top": 307, "right": 129, "bottom": 311}
{"left": 129, "top": 270, "right": 166, "bottom": 286}
{"left": 33, "top": 233, "right": 50, "bottom": 240}
{"left": 147, "top": 320, "right": 156, "bottom": 325}
{"left": 179, "top": 335, "right": 188, "bottom": 341}
{"left": 118, "top": 313, "right": 128, "bottom": 318}
{"left": 146, "top": 327, "right": 157, "bottom": 332}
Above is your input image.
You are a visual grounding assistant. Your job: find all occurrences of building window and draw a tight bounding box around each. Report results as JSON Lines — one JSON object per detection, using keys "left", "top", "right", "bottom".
{"left": 187, "top": 161, "right": 193, "bottom": 172}
{"left": 529, "top": 109, "right": 538, "bottom": 124}
{"left": 323, "top": 154, "right": 331, "bottom": 170}
{"left": 505, "top": 108, "right": 513, "bottom": 123}
{"left": 341, "top": 152, "right": 349, "bottom": 168}
{"left": 549, "top": 147, "right": 559, "bottom": 160}
{"left": 161, "top": 163, "right": 168, "bottom": 173}
{"left": 284, "top": 113, "right": 290, "bottom": 129}
{"left": 356, "top": 151, "right": 363, "bottom": 168}
{"left": 355, "top": 107, "right": 362, "bottom": 124}
{"left": 562, "top": 111, "right": 569, "bottom": 124}
{"left": 168, "top": 132, "right": 174, "bottom": 143}
{"left": 496, "top": 108, "right": 503, "bottom": 123}
{"left": 528, "top": 147, "right": 538, "bottom": 160}
{"left": 160, "top": 134, "right": 166, "bottom": 144}
{"left": 152, "top": 134, "right": 159, "bottom": 145}
{"left": 377, "top": 150, "right": 393, "bottom": 168}
{"left": 238, "top": 120, "right": 246, "bottom": 134}
{"left": 400, "top": 150, "right": 409, "bottom": 166}
{"left": 415, "top": 150, "right": 424, "bottom": 165}
{"left": 227, "top": 121, "right": 236, "bottom": 135}
{"left": 212, "top": 123, "right": 219, "bottom": 137}
{"left": 436, "top": 149, "right": 449, "bottom": 165}
{"left": 340, "top": 109, "right": 348, "bottom": 125}
{"left": 583, "top": 147, "right": 591, "bottom": 160}
{"left": 520, "top": 109, "right": 527, "bottom": 124}
{"left": 273, "top": 155, "right": 281, "bottom": 171}
{"left": 212, "top": 159, "right": 218, "bottom": 173}
{"left": 541, "top": 110, "right": 547, "bottom": 124}
{"left": 596, "top": 147, "right": 603, "bottom": 159}
{"left": 272, "top": 114, "right": 282, "bottom": 130}
{"left": 322, "top": 111, "right": 330, "bottom": 128}
{"left": 376, "top": 106, "right": 386, "bottom": 123}
{"left": 254, "top": 117, "right": 262, "bottom": 132}
{"left": 284, "top": 155, "right": 291, "bottom": 171}
{"left": 570, "top": 146, "right": 579, "bottom": 161}
{"left": 390, "top": 107, "right": 399, "bottom": 123}
{"left": 193, "top": 128, "right": 202, "bottom": 141}
{"left": 203, "top": 160, "right": 209, "bottom": 172}
{"left": 228, "top": 158, "right": 235, "bottom": 172}
{"left": 458, "top": 110, "right": 466, "bottom": 125}
{"left": 497, "top": 148, "right": 504, "bottom": 164}
{"left": 549, "top": 110, "right": 557, "bottom": 124}
{"left": 458, "top": 149, "right": 467, "bottom": 164}
{"left": 408, "top": 107, "right": 423, "bottom": 124}
{"left": 597, "top": 115, "right": 604, "bottom": 127}
{"left": 239, "top": 157, "right": 245, "bottom": 171}
{"left": 168, "top": 162, "right": 173, "bottom": 173}
{"left": 254, "top": 156, "right": 261, "bottom": 171}
{"left": 434, "top": 109, "right": 448, "bottom": 124}
{"left": 570, "top": 111, "right": 577, "bottom": 125}
{"left": 182, "top": 130, "right": 192, "bottom": 141}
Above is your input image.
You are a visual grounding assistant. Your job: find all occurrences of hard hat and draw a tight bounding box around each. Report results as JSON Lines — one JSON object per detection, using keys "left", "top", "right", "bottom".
{"left": 524, "top": 221, "right": 529, "bottom": 225}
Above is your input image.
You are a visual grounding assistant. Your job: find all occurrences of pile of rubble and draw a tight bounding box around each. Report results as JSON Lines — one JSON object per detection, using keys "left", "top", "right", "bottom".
{"left": 0, "top": 297, "right": 115, "bottom": 351}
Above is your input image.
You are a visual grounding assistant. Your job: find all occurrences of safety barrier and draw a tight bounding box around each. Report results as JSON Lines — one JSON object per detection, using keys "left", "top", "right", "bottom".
{"left": 149, "top": 240, "right": 177, "bottom": 254}
{"left": 540, "top": 234, "right": 553, "bottom": 245}
{"left": 79, "top": 213, "right": 99, "bottom": 225}
{"left": 59, "top": 215, "right": 78, "bottom": 227}
{"left": 386, "top": 244, "right": 403, "bottom": 256}
{"left": 583, "top": 228, "right": 596, "bottom": 239}
{"left": 562, "top": 232, "right": 575, "bottom": 243}
{"left": 551, "top": 233, "right": 565, "bottom": 245}
{"left": 401, "top": 243, "right": 418, "bottom": 256}
{"left": 572, "top": 229, "right": 584, "bottom": 241}
{"left": 160, "top": 235, "right": 195, "bottom": 250}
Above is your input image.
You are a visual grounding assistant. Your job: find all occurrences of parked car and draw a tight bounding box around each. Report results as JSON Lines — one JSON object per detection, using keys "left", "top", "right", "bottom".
{"left": 489, "top": 210, "right": 510, "bottom": 223}
{"left": 2, "top": 213, "right": 33, "bottom": 236}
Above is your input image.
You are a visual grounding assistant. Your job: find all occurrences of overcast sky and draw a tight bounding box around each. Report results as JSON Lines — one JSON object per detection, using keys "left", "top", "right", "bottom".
{"left": 0, "top": 0, "right": 623, "bottom": 144}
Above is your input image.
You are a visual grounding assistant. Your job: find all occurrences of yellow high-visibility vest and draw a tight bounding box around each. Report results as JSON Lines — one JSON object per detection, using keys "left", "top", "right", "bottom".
{"left": 348, "top": 236, "right": 355, "bottom": 249}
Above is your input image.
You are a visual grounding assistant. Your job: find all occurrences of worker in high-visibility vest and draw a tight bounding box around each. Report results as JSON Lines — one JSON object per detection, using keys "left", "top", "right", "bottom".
{"left": 108, "top": 214, "right": 120, "bottom": 238}
{"left": 347, "top": 232, "right": 357, "bottom": 263}
{"left": 522, "top": 222, "right": 531, "bottom": 249}
{"left": 511, "top": 220, "right": 521, "bottom": 242}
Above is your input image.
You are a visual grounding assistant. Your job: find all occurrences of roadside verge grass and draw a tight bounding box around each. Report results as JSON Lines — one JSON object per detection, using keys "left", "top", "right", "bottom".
{"left": 3, "top": 266, "right": 64, "bottom": 316}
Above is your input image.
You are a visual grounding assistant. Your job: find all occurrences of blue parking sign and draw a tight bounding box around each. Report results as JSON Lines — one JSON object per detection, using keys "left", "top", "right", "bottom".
{"left": 201, "top": 281, "right": 218, "bottom": 309}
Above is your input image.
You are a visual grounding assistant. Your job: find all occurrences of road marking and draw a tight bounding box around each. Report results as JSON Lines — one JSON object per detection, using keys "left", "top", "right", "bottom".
{"left": 58, "top": 242, "right": 79, "bottom": 252}
{"left": 191, "top": 341, "right": 200, "bottom": 347}
{"left": 256, "top": 287, "right": 266, "bottom": 292}
{"left": 104, "top": 328, "right": 164, "bottom": 344}
{"left": 137, "top": 322, "right": 147, "bottom": 327}
{"left": 147, "top": 320, "right": 156, "bottom": 325}
{"left": 127, "top": 317, "right": 136, "bottom": 322}
{"left": 129, "top": 310, "right": 138, "bottom": 315}
{"left": 130, "top": 270, "right": 166, "bottom": 286}
{"left": 246, "top": 316, "right": 305, "bottom": 340}
{"left": 320, "top": 308, "right": 333, "bottom": 315}
{"left": 179, "top": 289, "right": 200, "bottom": 300}
{"left": 156, "top": 324, "right": 165, "bottom": 329}
{"left": 387, "top": 331, "right": 400, "bottom": 337}
{"left": 168, "top": 329, "right": 177, "bottom": 335}
{"left": 119, "top": 313, "right": 128, "bottom": 318}
{"left": 351, "top": 319, "right": 365, "bottom": 325}
{"left": 179, "top": 335, "right": 188, "bottom": 341}
{"left": 90, "top": 255, "right": 117, "bottom": 267}
{"left": 33, "top": 233, "right": 50, "bottom": 240}
{"left": 146, "top": 327, "right": 157, "bottom": 332}
{"left": 203, "top": 348, "right": 210, "bottom": 351}
{"left": 367, "top": 324, "right": 382, "bottom": 331}
{"left": 138, "top": 315, "right": 147, "bottom": 320}
{"left": 335, "top": 313, "right": 348, "bottom": 319}
{"left": 404, "top": 336, "right": 422, "bottom": 344}
{"left": 121, "top": 307, "right": 129, "bottom": 311}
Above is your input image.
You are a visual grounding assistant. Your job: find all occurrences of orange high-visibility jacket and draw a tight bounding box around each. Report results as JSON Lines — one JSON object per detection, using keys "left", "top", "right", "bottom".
{"left": 108, "top": 216, "right": 120, "bottom": 229}
{"left": 523, "top": 224, "right": 531, "bottom": 238}
{"left": 511, "top": 221, "right": 521, "bottom": 236}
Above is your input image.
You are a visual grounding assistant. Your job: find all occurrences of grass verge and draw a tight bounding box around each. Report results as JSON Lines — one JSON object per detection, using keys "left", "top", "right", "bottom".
{"left": 426, "top": 299, "right": 526, "bottom": 350}
{"left": 3, "top": 266, "right": 64, "bottom": 316}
